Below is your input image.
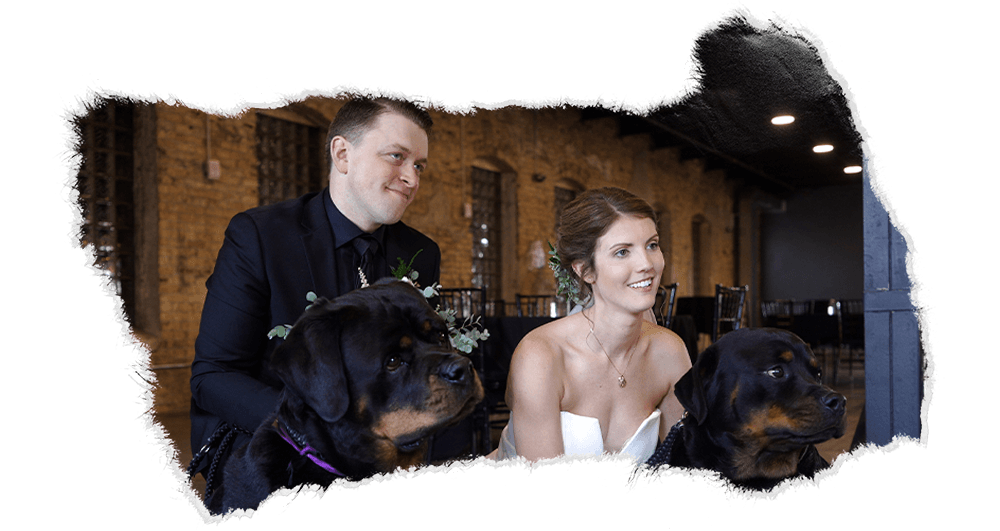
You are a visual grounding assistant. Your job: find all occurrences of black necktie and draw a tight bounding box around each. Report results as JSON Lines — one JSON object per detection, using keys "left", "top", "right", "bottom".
{"left": 352, "top": 235, "right": 378, "bottom": 288}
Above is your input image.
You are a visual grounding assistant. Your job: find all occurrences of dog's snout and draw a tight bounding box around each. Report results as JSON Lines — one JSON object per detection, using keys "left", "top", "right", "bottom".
{"left": 823, "top": 391, "right": 847, "bottom": 416}
{"left": 439, "top": 356, "right": 472, "bottom": 384}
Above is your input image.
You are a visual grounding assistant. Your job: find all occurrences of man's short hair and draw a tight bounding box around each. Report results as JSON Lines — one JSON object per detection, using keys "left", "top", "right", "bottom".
{"left": 325, "top": 96, "right": 433, "bottom": 169}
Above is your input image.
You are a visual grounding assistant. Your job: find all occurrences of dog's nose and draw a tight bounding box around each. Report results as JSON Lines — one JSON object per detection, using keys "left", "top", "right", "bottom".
{"left": 823, "top": 391, "right": 847, "bottom": 416}
{"left": 439, "top": 356, "right": 472, "bottom": 384}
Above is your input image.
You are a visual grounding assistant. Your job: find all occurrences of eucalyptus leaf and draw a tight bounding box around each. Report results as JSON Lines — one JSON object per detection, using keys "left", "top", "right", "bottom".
{"left": 267, "top": 325, "right": 290, "bottom": 340}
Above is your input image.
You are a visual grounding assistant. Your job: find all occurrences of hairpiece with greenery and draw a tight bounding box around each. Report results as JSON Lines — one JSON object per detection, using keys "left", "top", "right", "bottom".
{"left": 548, "top": 242, "right": 584, "bottom": 306}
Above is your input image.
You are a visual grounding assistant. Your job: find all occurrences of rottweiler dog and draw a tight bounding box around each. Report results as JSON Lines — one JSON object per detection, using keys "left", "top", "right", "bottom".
{"left": 645, "top": 328, "right": 846, "bottom": 490}
{"left": 213, "top": 280, "right": 484, "bottom": 513}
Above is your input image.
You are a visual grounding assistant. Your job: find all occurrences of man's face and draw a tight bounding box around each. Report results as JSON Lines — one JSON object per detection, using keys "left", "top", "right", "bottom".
{"left": 330, "top": 112, "right": 429, "bottom": 232}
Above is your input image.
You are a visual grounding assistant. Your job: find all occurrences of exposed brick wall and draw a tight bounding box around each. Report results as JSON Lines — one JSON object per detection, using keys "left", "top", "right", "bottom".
{"left": 149, "top": 98, "right": 741, "bottom": 413}
{"left": 402, "top": 105, "right": 737, "bottom": 300}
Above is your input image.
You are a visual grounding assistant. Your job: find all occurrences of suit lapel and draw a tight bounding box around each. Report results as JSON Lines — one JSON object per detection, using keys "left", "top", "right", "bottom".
{"left": 299, "top": 189, "right": 340, "bottom": 299}
{"left": 383, "top": 235, "right": 403, "bottom": 281}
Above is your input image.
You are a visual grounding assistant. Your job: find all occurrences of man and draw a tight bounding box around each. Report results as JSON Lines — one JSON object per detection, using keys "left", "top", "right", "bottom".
{"left": 189, "top": 97, "right": 441, "bottom": 505}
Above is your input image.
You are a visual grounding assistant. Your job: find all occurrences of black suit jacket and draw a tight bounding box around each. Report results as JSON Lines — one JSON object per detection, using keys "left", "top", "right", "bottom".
{"left": 189, "top": 188, "right": 440, "bottom": 473}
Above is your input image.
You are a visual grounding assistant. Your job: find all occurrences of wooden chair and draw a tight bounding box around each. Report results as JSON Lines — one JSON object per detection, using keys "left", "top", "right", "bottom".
{"left": 712, "top": 284, "right": 749, "bottom": 342}
{"left": 654, "top": 283, "right": 679, "bottom": 328}
{"left": 515, "top": 294, "right": 556, "bottom": 317}
{"left": 791, "top": 299, "right": 814, "bottom": 317}
{"left": 760, "top": 299, "right": 793, "bottom": 328}
{"left": 483, "top": 299, "right": 506, "bottom": 318}
{"left": 436, "top": 287, "right": 486, "bottom": 322}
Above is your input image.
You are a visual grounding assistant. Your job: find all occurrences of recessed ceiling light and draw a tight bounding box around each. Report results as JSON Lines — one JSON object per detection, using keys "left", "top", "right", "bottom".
{"left": 771, "top": 115, "right": 795, "bottom": 125}
{"left": 844, "top": 165, "right": 862, "bottom": 174}
{"left": 813, "top": 144, "right": 834, "bottom": 153}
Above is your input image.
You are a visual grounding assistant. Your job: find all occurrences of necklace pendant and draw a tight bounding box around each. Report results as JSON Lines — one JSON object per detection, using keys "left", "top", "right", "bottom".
{"left": 618, "top": 375, "right": 627, "bottom": 388}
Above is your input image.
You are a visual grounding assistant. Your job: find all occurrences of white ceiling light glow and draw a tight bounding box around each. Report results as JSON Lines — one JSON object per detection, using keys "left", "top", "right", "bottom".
{"left": 771, "top": 115, "right": 795, "bottom": 125}
{"left": 813, "top": 144, "right": 834, "bottom": 153}
{"left": 844, "top": 165, "right": 862, "bottom": 174}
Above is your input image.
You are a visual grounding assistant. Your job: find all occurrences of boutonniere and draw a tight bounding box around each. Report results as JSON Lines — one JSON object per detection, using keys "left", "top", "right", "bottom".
{"left": 269, "top": 251, "right": 490, "bottom": 354}
{"left": 388, "top": 249, "right": 438, "bottom": 298}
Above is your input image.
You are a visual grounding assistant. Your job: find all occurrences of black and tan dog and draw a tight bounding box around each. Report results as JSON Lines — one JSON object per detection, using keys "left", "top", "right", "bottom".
{"left": 213, "top": 280, "right": 484, "bottom": 513}
{"left": 646, "top": 328, "right": 846, "bottom": 490}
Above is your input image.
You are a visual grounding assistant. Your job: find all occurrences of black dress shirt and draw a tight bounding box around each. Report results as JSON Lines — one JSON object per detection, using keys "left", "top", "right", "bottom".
{"left": 323, "top": 191, "right": 387, "bottom": 293}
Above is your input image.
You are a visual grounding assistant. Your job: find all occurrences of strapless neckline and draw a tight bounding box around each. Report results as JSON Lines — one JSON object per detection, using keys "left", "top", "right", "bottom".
{"left": 496, "top": 409, "right": 661, "bottom": 462}
{"left": 559, "top": 409, "right": 661, "bottom": 460}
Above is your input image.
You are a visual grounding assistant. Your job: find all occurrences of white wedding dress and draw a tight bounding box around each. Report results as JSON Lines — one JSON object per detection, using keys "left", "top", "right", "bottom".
{"left": 496, "top": 409, "right": 661, "bottom": 463}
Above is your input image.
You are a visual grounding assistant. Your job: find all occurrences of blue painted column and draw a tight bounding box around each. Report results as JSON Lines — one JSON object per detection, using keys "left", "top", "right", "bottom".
{"left": 862, "top": 162, "right": 923, "bottom": 445}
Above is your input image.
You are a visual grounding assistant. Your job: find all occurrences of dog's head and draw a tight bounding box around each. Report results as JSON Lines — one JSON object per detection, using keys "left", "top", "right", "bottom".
{"left": 675, "top": 327, "right": 846, "bottom": 481}
{"left": 268, "top": 279, "right": 484, "bottom": 476}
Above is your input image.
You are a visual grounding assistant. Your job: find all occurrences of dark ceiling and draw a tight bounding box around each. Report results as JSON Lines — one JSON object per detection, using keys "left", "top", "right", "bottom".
{"left": 582, "top": 17, "right": 863, "bottom": 197}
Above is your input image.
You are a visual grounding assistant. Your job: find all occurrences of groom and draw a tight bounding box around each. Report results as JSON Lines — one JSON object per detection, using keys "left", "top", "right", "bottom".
{"left": 189, "top": 97, "right": 443, "bottom": 507}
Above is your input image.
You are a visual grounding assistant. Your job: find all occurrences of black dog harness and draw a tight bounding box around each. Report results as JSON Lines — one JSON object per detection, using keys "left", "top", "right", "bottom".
{"left": 186, "top": 422, "right": 252, "bottom": 500}
{"left": 644, "top": 412, "right": 686, "bottom": 469}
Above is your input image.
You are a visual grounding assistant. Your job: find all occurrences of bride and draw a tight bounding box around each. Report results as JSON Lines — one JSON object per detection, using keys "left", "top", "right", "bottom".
{"left": 492, "top": 187, "right": 691, "bottom": 462}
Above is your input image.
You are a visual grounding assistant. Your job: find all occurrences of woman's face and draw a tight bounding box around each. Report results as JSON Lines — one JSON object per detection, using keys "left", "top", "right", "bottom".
{"left": 581, "top": 215, "right": 664, "bottom": 314}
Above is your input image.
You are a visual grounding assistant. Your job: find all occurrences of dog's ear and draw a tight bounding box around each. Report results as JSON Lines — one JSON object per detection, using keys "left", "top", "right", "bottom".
{"left": 269, "top": 301, "right": 356, "bottom": 423}
{"left": 674, "top": 343, "right": 720, "bottom": 425}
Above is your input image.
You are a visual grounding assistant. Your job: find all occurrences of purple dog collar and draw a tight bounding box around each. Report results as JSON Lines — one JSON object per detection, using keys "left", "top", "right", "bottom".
{"left": 276, "top": 423, "right": 345, "bottom": 477}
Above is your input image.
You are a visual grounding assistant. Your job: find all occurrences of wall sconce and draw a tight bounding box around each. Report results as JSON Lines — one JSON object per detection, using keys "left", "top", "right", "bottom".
{"left": 529, "top": 240, "right": 546, "bottom": 269}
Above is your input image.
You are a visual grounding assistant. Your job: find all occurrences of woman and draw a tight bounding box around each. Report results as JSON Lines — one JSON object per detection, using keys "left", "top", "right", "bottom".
{"left": 492, "top": 187, "right": 691, "bottom": 462}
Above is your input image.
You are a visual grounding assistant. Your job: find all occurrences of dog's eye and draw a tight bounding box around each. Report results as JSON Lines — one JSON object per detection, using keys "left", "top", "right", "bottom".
{"left": 765, "top": 366, "right": 785, "bottom": 379}
{"left": 385, "top": 356, "right": 404, "bottom": 371}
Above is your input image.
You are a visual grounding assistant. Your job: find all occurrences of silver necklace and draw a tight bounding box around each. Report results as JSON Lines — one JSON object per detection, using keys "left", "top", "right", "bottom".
{"left": 584, "top": 311, "right": 639, "bottom": 388}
